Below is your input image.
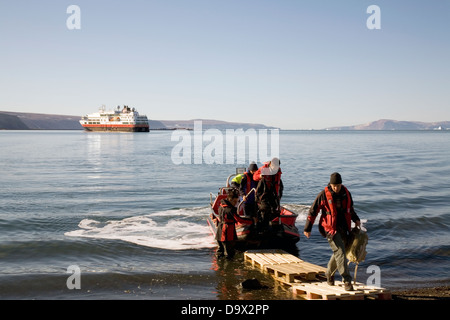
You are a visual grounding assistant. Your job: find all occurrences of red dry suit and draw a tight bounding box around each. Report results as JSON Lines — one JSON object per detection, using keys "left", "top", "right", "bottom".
{"left": 215, "top": 199, "right": 247, "bottom": 242}
{"left": 304, "top": 185, "right": 360, "bottom": 237}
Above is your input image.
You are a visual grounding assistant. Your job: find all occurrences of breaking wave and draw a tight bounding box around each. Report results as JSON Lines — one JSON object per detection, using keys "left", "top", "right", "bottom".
{"left": 65, "top": 207, "right": 216, "bottom": 250}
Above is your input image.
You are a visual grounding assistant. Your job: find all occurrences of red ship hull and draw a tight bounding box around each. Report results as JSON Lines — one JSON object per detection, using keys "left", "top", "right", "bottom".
{"left": 81, "top": 124, "right": 149, "bottom": 132}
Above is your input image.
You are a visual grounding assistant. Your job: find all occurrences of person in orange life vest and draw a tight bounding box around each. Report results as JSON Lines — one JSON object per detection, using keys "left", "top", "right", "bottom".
{"left": 255, "top": 157, "right": 283, "bottom": 232}
{"left": 304, "top": 172, "right": 361, "bottom": 291}
{"left": 239, "top": 162, "right": 259, "bottom": 224}
{"left": 215, "top": 188, "right": 247, "bottom": 259}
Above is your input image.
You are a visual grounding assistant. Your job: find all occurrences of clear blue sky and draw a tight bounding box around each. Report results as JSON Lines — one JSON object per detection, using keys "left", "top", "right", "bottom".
{"left": 0, "top": 0, "right": 449, "bottom": 129}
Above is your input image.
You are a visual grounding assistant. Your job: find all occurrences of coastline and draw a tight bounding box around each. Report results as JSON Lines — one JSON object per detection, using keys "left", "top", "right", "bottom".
{"left": 392, "top": 286, "right": 450, "bottom": 300}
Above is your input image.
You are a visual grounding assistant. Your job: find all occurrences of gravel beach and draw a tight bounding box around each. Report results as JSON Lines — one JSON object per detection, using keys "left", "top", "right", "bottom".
{"left": 392, "top": 286, "right": 450, "bottom": 300}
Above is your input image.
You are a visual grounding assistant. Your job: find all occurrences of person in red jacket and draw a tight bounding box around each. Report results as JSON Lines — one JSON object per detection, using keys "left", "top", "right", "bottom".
{"left": 255, "top": 158, "right": 283, "bottom": 232}
{"left": 215, "top": 188, "right": 243, "bottom": 259}
{"left": 304, "top": 172, "right": 361, "bottom": 291}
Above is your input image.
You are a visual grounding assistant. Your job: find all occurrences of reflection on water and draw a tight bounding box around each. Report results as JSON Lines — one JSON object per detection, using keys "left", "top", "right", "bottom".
{"left": 211, "top": 252, "right": 299, "bottom": 300}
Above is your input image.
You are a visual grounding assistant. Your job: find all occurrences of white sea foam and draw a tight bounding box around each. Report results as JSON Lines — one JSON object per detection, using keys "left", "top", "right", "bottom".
{"left": 65, "top": 207, "right": 216, "bottom": 250}
{"left": 282, "top": 203, "right": 309, "bottom": 222}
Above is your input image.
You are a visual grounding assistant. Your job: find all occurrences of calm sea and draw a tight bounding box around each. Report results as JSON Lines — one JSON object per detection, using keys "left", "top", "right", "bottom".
{"left": 0, "top": 130, "right": 449, "bottom": 299}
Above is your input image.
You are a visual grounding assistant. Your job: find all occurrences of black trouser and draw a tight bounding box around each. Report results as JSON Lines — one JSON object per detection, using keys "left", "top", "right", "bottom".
{"left": 258, "top": 201, "right": 279, "bottom": 230}
{"left": 244, "top": 202, "right": 257, "bottom": 218}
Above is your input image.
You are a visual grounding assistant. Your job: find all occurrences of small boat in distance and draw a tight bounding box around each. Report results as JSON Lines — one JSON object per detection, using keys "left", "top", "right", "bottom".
{"left": 207, "top": 169, "right": 300, "bottom": 249}
{"left": 80, "top": 105, "right": 149, "bottom": 132}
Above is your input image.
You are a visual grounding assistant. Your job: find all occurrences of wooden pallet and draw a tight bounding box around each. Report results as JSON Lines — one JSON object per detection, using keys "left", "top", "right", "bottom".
{"left": 266, "top": 262, "right": 327, "bottom": 282}
{"left": 244, "top": 249, "right": 392, "bottom": 300}
{"left": 351, "top": 282, "right": 392, "bottom": 300}
{"left": 292, "top": 281, "right": 365, "bottom": 300}
{"left": 244, "top": 250, "right": 326, "bottom": 282}
{"left": 292, "top": 281, "right": 391, "bottom": 300}
{"left": 244, "top": 249, "right": 303, "bottom": 270}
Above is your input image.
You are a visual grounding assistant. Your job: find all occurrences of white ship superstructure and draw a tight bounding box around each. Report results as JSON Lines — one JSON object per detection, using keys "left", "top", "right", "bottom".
{"left": 80, "top": 105, "right": 149, "bottom": 132}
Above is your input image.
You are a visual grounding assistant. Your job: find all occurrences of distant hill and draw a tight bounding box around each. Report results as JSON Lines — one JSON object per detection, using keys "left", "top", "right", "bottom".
{"left": 1, "top": 112, "right": 448, "bottom": 131}
{"left": 0, "top": 111, "right": 82, "bottom": 130}
{"left": 0, "top": 113, "right": 30, "bottom": 130}
{"left": 0, "top": 111, "right": 277, "bottom": 130}
{"left": 326, "top": 119, "right": 450, "bottom": 131}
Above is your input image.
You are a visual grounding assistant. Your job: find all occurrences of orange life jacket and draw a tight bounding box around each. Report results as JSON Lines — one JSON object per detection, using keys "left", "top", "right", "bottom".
{"left": 265, "top": 169, "right": 282, "bottom": 198}
{"left": 244, "top": 172, "right": 252, "bottom": 194}
{"left": 319, "top": 185, "right": 352, "bottom": 236}
{"left": 218, "top": 202, "right": 237, "bottom": 241}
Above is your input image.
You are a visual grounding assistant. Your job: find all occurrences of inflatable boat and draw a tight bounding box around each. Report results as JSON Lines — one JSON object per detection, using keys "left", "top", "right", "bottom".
{"left": 207, "top": 169, "right": 300, "bottom": 248}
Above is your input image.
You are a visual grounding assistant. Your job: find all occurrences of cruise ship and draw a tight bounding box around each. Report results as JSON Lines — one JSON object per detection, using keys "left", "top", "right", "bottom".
{"left": 80, "top": 105, "right": 150, "bottom": 132}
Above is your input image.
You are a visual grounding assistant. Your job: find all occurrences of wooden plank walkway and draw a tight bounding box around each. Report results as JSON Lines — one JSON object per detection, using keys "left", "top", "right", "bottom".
{"left": 244, "top": 249, "right": 391, "bottom": 300}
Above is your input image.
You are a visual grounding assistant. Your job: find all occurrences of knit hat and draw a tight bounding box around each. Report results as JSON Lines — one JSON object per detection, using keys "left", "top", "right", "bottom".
{"left": 329, "top": 172, "right": 342, "bottom": 184}
{"left": 248, "top": 162, "right": 258, "bottom": 172}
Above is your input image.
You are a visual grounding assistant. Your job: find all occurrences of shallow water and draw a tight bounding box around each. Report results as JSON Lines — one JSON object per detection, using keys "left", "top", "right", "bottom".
{"left": 1, "top": 130, "right": 449, "bottom": 299}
